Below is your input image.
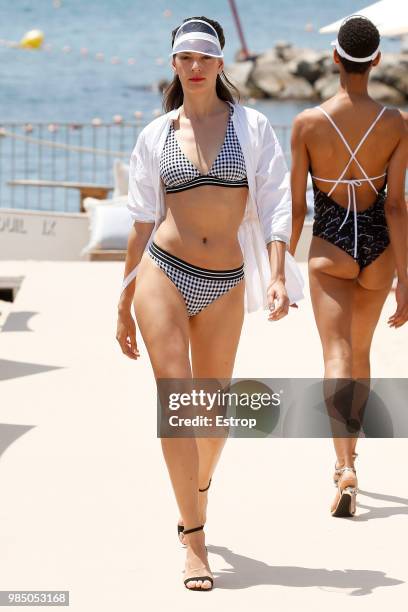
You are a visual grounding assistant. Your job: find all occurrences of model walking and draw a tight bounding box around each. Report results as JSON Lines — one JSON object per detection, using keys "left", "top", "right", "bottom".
{"left": 290, "top": 16, "right": 408, "bottom": 517}
{"left": 117, "top": 16, "right": 302, "bottom": 590}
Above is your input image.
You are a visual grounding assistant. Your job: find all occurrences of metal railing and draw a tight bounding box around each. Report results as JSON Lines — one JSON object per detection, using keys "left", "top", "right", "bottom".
{"left": 0, "top": 120, "right": 292, "bottom": 213}
{"left": 0, "top": 121, "right": 141, "bottom": 212}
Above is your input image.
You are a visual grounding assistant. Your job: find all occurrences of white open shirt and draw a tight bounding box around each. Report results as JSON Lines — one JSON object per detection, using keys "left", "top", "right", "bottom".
{"left": 121, "top": 101, "right": 304, "bottom": 313}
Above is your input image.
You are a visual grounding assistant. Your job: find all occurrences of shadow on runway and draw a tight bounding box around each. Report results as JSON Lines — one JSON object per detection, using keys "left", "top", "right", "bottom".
{"left": 208, "top": 545, "right": 404, "bottom": 594}
{"left": 0, "top": 423, "right": 35, "bottom": 460}
{"left": 0, "top": 358, "right": 63, "bottom": 382}
{"left": 2, "top": 311, "right": 38, "bottom": 332}
{"left": 354, "top": 489, "right": 408, "bottom": 522}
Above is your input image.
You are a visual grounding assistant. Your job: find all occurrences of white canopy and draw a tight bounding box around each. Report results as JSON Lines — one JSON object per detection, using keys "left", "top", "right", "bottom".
{"left": 319, "top": 0, "right": 408, "bottom": 37}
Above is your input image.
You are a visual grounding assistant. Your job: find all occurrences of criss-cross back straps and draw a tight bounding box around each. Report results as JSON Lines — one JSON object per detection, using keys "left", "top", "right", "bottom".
{"left": 315, "top": 105, "right": 387, "bottom": 196}
{"left": 311, "top": 106, "right": 387, "bottom": 260}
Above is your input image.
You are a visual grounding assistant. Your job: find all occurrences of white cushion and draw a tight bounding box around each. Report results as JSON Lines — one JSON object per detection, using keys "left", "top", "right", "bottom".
{"left": 113, "top": 159, "right": 129, "bottom": 197}
{"left": 80, "top": 204, "right": 133, "bottom": 255}
{"left": 83, "top": 194, "right": 127, "bottom": 213}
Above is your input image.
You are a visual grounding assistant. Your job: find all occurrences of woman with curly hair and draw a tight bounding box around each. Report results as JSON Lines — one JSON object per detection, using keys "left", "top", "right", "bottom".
{"left": 290, "top": 16, "right": 408, "bottom": 518}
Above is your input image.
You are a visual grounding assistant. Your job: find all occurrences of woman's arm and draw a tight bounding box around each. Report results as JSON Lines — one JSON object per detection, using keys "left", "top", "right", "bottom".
{"left": 255, "top": 119, "right": 292, "bottom": 248}
{"left": 289, "top": 113, "right": 309, "bottom": 257}
{"left": 118, "top": 126, "right": 158, "bottom": 310}
{"left": 266, "top": 240, "right": 289, "bottom": 320}
{"left": 385, "top": 115, "right": 408, "bottom": 328}
{"left": 118, "top": 221, "right": 154, "bottom": 313}
{"left": 116, "top": 128, "right": 157, "bottom": 357}
{"left": 255, "top": 117, "right": 292, "bottom": 318}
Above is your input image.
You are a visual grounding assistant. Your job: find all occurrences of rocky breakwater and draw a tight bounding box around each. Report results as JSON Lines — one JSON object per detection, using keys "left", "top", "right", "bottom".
{"left": 225, "top": 42, "right": 408, "bottom": 104}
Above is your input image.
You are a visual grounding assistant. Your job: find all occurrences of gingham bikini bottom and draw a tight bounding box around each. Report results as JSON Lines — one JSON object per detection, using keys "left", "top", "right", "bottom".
{"left": 148, "top": 242, "right": 245, "bottom": 317}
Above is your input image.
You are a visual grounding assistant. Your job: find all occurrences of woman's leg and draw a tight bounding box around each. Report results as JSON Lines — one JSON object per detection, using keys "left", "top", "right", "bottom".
{"left": 308, "top": 238, "right": 359, "bottom": 485}
{"left": 350, "top": 246, "right": 396, "bottom": 456}
{"left": 352, "top": 246, "right": 396, "bottom": 377}
{"left": 134, "top": 254, "right": 212, "bottom": 589}
{"left": 189, "top": 279, "right": 245, "bottom": 525}
{"left": 309, "top": 238, "right": 395, "bottom": 512}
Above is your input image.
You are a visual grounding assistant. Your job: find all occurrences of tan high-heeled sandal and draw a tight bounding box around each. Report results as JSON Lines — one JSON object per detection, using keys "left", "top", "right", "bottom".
{"left": 333, "top": 453, "right": 358, "bottom": 486}
{"left": 331, "top": 466, "right": 358, "bottom": 517}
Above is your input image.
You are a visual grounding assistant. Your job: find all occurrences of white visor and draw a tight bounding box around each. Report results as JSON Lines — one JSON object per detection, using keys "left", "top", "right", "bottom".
{"left": 331, "top": 15, "right": 380, "bottom": 63}
{"left": 331, "top": 39, "right": 380, "bottom": 62}
{"left": 170, "top": 18, "right": 223, "bottom": 58}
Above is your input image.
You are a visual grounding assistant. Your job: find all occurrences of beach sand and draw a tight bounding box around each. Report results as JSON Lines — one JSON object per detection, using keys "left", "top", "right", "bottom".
{"left": 0, "top": 260, "right": 407, "bottom": 610}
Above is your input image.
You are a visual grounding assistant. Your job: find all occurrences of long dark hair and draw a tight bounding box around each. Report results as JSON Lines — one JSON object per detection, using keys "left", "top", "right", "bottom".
{"left": 162, "top": 15, "right": 241, "bottom": 112}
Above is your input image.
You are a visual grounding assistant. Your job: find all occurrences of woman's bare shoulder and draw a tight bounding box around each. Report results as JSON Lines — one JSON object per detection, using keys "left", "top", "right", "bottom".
{"left": 382, "top": 107, "right": 407, "bottom": 133}
{"left": 292, "top": 107, "right": 323, "bottom": 136}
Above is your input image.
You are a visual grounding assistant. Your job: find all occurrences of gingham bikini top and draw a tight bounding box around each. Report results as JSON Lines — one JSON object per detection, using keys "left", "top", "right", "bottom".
{"left": 160, "top": 103, "right": 248, "bottom": 193}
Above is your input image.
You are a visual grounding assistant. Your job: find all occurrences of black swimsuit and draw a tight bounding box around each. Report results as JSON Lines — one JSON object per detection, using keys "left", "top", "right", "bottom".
{"left": 311, "top": 106, "right": 390, "bottom": 269}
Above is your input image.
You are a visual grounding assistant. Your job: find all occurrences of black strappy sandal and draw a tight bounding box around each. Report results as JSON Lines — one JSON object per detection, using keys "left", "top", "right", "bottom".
{"left": 178, "top": 478, "right": 212, "bottom": 541}
{"left": 183, "top": 525, "right": 214, "bottom": 591}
